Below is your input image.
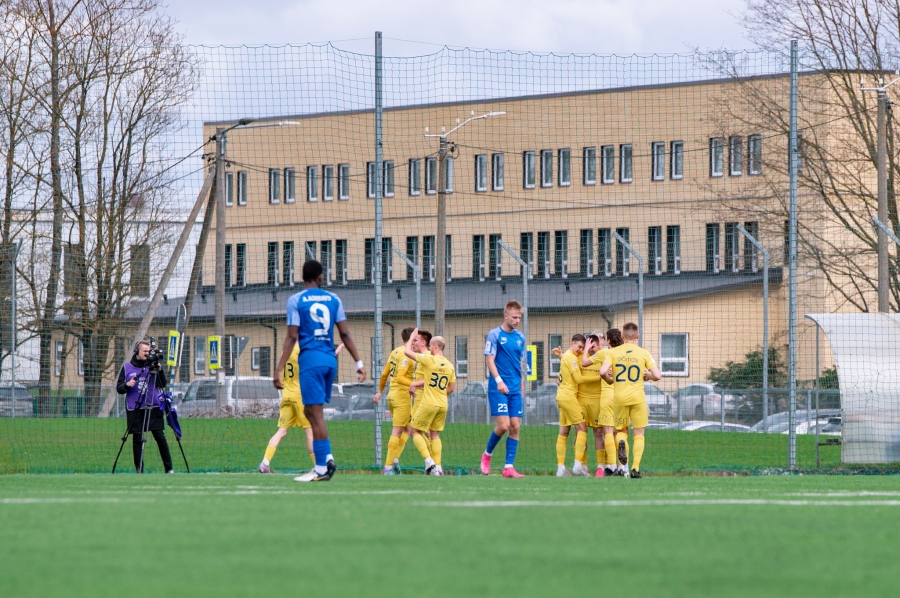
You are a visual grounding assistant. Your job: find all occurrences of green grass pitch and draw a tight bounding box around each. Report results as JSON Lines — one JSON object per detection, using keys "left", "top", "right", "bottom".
{"left": 1, "top": 473, "right": 897, "bottom": 597}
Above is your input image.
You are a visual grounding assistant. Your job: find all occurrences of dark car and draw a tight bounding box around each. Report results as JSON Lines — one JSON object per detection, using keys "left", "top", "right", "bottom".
{"left": 0, "top": 383, "right": 34, "bottom": 418}
{"left": 325, "top": 383, "right": 378, "bottom": 420}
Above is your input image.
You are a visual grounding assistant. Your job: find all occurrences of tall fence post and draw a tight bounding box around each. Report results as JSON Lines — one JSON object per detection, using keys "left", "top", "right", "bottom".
{"left": 736, "top": 225, "right": 769, "bottom": 423}
{"left": 498, "top": 240, "right": 529, "bottom": 423}
{"left": 373, "top": 31, "right": 384, "bottom": 468}
{"left": 787, "top": 39, "right": 799, "bottom": 469}
{"left": 613, "top": 231, "right": 643, "bottom": 345}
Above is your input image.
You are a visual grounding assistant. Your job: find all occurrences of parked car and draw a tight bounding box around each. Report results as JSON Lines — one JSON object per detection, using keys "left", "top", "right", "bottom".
{"left": 0, "top": 383, "right": 34, "bottom": 418}
{"left": 177, "top": 377, "right": 279, "bottom": 417}
{"left": 167, "top": 382, "right": 190, "bottom": 403}
{"left": 668, "top": 420, "right": 751, "bottom": 433}
{"left": 449, "top": 380, "right": 489, "bottom": 423}
{"left": 782, "top": 416, "right": 842, "bottom": 436}
{"left": 749, "top": 409, "right": 840, "bottom": 433}
{"left": 324, "top": 383, "right": 378, "bottom": 420}
{"left": 672, "top": 383, "right": 740, "bottom": 417}
{"left": 644, "top": 383, "right": 672, "bottom": 418}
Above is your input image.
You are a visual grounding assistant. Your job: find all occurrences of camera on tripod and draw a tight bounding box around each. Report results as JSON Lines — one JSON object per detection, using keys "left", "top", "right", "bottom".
{"left": 145, "top": 337, "right": 165, "bottom": 370}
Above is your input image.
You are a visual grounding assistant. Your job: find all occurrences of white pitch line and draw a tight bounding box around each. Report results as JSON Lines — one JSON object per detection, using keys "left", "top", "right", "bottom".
{"left": 787, "top": 492, "right": 900, "bottom": 497}
{"left": 415, "top": 499, "right": 900, "bottom": 508}
{"left": 2, "top": 497, "right": 155, "bottom": 504}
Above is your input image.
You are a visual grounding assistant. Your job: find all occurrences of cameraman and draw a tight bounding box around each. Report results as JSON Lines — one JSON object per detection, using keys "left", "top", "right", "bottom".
{"left": 115, "top": 340, "right": 173, "bottom": 473}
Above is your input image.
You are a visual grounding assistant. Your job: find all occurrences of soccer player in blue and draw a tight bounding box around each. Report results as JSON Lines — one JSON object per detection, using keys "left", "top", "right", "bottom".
{"left": 273, "top": 260, "right": 367, "bottom": 482}
{"left": 480, "top": 300, "right": 527, "bottom": 477}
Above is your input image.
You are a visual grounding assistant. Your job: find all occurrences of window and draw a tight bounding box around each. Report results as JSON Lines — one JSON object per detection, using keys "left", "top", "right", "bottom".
{"left": 405, "top": 237, "right": 418, "bottom": 282}
{"left": 305, "top": 240, "right": 316, "bottom": 262}
{"left": 64, "top": 242, "right": 85, "bottom": 298}
{"left": 282, "top": 241, "right": 294, "bottom": 285}
{"left": 540, "top": 150, "right": 553, "bottom": 187}
{"left": 523, "top": 151, "right": 536, "bottom": 189}
{"left": 78, "top": 341, "right": 84, "bottom": 377}
{"left": 601, "top": 145, "right": 615, "bottom": 184}
{"left": 235, "top": 243, "right": 246, "bottom": 286}
{"left": 225, "top": 172, "right": 234, "bottom": 206}
{"left": 492, "top": 154, "right": 504, "bottom": 191}
{"left": 648, "top": 226, "right": 662, "bottom": 275}
{"left": 652, "top": 142, "right": 665, "bottom": 181}
{"left": 475, "top": 154, "right": 488, "bottom": 192}
{"left": 425, "top": 157, "right": 437, "bottom": 194}
{"left": 258, "top": 347, "right": 271, "bottom": 377}
{"left": 705, "top": 224, "right": 720, "bottom": 273}
{"left": 455, "top": 336, "right": 468, "bottom": 378}
{"left": 251, "top": 347, "right": 261, "bottom": 371}
{"left": 783, "top": 220, "right": 790, "bottom": 266}
{"left": 472, "top": 235, "right": 485, "bottom": 281}
{"left": 366, "top": 162, "right": 377, "bottom": 199}
{"left": 224, "top": 244, "right": 232, "bottom": 287}
{"left": 520, "top": 232, "right": 533, "bottom": 279}
{"left": 179, "top": 335, "right": 191, "bottom": 383}
{"left": 598, "top": 228, "right": 611, "bottom": 277}
{"left": 558, "top": 148, "right": 571, "bottom": 186}
{"left": 619, "top": 144, "right": 633, "bottom": 183}
{"left": 364, "top": 239, "right": 374, "bottom": 284}
{"left": 554, "top": 230, "right": 568, "bottom": 278}
{"left": 237, "top": 171, "right": 248, "bottom": 205}
{"left": 548, "top": 334, "right": 563, "bottom": 377}
{"left": 660, "top": 333, "right": 689, "bottom": 376}
{"left": 444, "top": 235, "right": 453, "bottom": 282}
{"left": 194, "top": 336, "right": 206, "bottom": 375}
{"left": 130, "top": 244, "right": 150, "bottom": 297}
{"left": 338, "top": 164, "right": 350, "bottom": 200}
{"left": 409, "top": 159, "right": 421, "bottom": 196}
{"left": 382, "top": 237, "right": 393, "bottom": 284}
{"left": 489, "top": 234, "right": 501, "bottom": 279}
{"left": 383, "top": 160, "right": 395, "bottom": 197}
{"left": 725, "top": 222, "right": 739, "bottom": 272}
{"left": 269, "top": 168, "right": 281, "bottom": 203}
{"left": 322, "top": 165, "right": 334, "bottom": 201}
{"left": 223, "top": 335, "right": 235, "bottom": 376}
{"left": 267, "top": 242, "right": 278, "bottom": 286}
{"left": 583, "top": 147, "right": 596, "bottom": 185}
{"left": 444, "top": 158, "right": 454, "bottom": 193}
{"left": 743, "top": 221, "right": 759, "bottom": 272}
{"left": 615, "top": 227, "right": 630, "bottom": 276}
{"left": 710, "top": 138, "right": 724, "bottom": 177}
{"left": 666, "top": 225, "right": 681, "bottom": 274}
{"left": 284, "top": 168, "right": 296, "bottom": 203}
{"left": 748, "top": 135, "right": 762, "bottom": 175}
{"left": 335, "top": 239, "right": 347, "bottom": 285}
{"left": 321, "top": 240, "right": 332, "bottom": 285}
{"left": 423, "top": 235, "right": 435, "bottom": 282}
{"left": 670, "top": 141, "right": 684, "bottom": 179}
{"left": 729, "top": 136, "right": 743, "bottom": 176}
{"left": 306, "top": 166, "right": 318, "bottom": 201}
{"left": 579, "top": 229, "right": 593, "bottom": 277}
{"left": 54, "top": 340, "right": 63, "bottom": 377}
{"left": 537, "top": 231, "right": 550, "bottom": 279}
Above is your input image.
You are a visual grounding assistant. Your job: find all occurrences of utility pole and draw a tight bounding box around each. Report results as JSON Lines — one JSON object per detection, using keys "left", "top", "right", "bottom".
{"left": 215, "top": 128, "right": 226, "bottom": 411}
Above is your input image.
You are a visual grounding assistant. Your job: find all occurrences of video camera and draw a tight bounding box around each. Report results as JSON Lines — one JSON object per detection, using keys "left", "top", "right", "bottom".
{"left": 145, "top": 336, "right": 165, "bottom": 370}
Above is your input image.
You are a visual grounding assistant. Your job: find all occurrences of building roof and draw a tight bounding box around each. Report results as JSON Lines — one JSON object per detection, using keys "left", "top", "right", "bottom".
{"left": 130, "top": 269, "right": 782, "bottom": 325}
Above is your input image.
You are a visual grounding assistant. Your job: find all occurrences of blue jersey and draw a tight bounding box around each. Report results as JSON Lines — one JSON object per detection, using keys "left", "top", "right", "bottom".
{"left": 484, "top": 326, "right": 525, "bottom": 393}
{"left": 286, "top": 288, "right": 346, "bottom": 370}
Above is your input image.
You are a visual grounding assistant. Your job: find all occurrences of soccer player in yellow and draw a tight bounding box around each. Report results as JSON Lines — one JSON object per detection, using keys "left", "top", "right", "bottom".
{"left": 259, "top": 341, "right": 342, "bottom": 473}
{"left": 404, "top": 328, "right": 455, "bottom": 476}
{"left": 579, "top": 332, "right": 616, "bottom": 478}
{"left": 407, "top": 329, "right": 432, "bottom": 423}
{"left": 373, "top": 327, "right": 416, "bottom": 475}
{"left": 599, "top": 322, "right": 661, "bottom": 479}
{"left": 554, "top": 334, "right": 601, "bottom": 477}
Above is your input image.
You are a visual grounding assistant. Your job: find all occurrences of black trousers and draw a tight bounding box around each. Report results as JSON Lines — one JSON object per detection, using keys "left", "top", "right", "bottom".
{"left": 132, "top": 429, "right": 173, "bottom": 473}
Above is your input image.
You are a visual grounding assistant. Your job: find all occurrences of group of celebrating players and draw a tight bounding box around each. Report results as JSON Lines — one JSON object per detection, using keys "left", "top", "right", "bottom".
{"left": 258, "top": 260, "right": 661, "bottom": 481}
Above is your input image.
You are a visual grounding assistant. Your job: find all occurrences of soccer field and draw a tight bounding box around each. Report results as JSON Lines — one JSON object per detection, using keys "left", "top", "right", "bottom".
{"left": 1, "top": 474, "right": 897, "bottom": 597}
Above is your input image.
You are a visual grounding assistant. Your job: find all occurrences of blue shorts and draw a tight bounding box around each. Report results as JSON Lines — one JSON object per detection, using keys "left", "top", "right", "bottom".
{"left": 488, "top": 389, "right": 523, "bottom": 418}
{"left": 299, "top": 365, "right": 336, "bottom": 406}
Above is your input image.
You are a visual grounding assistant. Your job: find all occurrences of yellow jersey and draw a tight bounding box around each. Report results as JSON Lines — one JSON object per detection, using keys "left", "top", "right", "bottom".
{"left": 413, "top": 353, "right": 455, "bottom": 408}
{"left": 378, "top": 346, "right": 415, "bottom": 401}
{"left": 282, "top": 343, "right": 301, "bottom": 402}
{"left": 585, "top": 348, "right": 614, "bottom": 401}
{"left": 603, "top": 343, "right": 657, "bottom": 406}
{"left": 556, "top": 349, "right": 595, "bottom": 403}
{"left": 413, "top": 349, "right": 432, "bottom": 383}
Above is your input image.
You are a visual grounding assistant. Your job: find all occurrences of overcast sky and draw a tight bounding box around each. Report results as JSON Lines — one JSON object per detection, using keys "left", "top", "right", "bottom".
{"left": 164, "top": 0, "right": 752, "bottom": 55}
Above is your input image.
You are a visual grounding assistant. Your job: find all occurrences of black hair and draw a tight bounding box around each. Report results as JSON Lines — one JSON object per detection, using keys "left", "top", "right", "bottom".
{"left": 401, "top": 327, "right": 415, "bottom": 342}
{"left": 302, "top": 260, "right": 323, "bottom": 283}
{"left": 607, "top": 328, "right": 624, "bottom": 348}
{"left": 571, "top": 333, "right": 586, "bottom": 343}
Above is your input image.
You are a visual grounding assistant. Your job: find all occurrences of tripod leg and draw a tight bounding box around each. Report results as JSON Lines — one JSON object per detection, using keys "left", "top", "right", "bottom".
{"left": 111, "top": 432, "right": 129, "bottom": 474}
{"left": 138, "top": 408, "right": 151, "bottom": 473}
{"left": 176, "top": 437, "right": 190, "bottom": 473}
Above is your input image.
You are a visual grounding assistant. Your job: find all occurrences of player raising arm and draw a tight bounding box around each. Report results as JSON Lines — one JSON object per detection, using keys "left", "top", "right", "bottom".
{"left": 373, "top": 327, "right": 416, "bottom": 475}
{"left": 555, "top": 334, "right": 601, "bottom": 476}
{"left": 273, "top": 260, "right": 366, "bottom": 482}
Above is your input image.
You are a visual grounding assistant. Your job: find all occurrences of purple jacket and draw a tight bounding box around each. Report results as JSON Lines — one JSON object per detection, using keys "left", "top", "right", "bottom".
{"left": 121, "top": 363, "right": 163, "bottom": 410}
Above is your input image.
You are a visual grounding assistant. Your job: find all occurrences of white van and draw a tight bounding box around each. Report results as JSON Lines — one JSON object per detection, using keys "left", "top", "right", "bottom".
{"left": 177, "top": 377, "right": 280, "bottom": 418}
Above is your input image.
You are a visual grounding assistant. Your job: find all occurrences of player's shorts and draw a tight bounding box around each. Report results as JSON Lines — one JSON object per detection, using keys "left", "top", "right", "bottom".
{"left": 597, "top": 398, "right": 615, "bottom": 428}
{"left": 411, "top": 403, "right": 447, "bottom": 432}
{"left": 387, "top": 393, "right": 412, "bottom": 427}
{"left": 488, "top": 389, "right": 523, "bottom": 418}
{"left": 557, "top": 398, "right": 585, "bottom": 427}
{"left": 614, "top": 401, "right": 648, "bottom": 430}
{"left": 299, "top": 365, "right": 337, "bottom": 406}
{"left": 277, "top": 398, "right": 311, "bottom": 429}
{"left": 582, "top": 398, "right": 604, "bottom": 428}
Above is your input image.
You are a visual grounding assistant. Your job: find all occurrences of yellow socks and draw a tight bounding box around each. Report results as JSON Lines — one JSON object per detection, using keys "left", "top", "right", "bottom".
{"left": 595, "top": 450, "right": 604, "bottom": 468}
{"left": 413, "top": 434, "right": 431, "bottom": 460}
{"left": 605, "top": 433, "right": 616, "bottom": 466}
{"left": 633, "top": 435, "right": 645, "bottom": 472}
{"left": 264, "top": 445, "right": 276, "bottom": 463}
{"left": 574, "top": 431, "right": 587, "bottom": 464}
{"left": 385, "top": 436, "right": 401, "bottom": 468}
{"left": 431, "top": 438, "right": 443, "bottom": 466}
{"left": 556, "top": 435, "right": 568, "bottom": 465}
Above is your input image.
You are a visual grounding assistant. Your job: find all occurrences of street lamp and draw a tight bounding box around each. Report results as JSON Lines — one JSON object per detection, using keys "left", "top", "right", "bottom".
{"left": 425, "top": 110, "right": 505, "bottom": 336}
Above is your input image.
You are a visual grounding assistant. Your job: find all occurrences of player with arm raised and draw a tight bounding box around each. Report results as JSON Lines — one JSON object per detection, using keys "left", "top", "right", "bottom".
{"left": 480, "top": 300, "right": 527, "bottom": 478}
{"left": 599, "top": 322, "right": 661, "bottom": 479}
{"left": 373, "top": 327, "right": 416, "bottom": 475}
{"left": 554, "top": 334, "right": 600, "bottom": 476}
{"left": 577, "top": 332, "right": 614, "bottom": 478}
{"left": 273, "top": 260, "right": 366, "bottom": 482}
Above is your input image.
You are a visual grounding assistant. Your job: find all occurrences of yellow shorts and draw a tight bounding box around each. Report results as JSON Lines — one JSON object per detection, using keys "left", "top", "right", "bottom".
{"left": 387, "top": 394, "right": 412, "bottom": 427}
{"left": 582, "top": 398, "right": 604, "bottom": 428}
{"left": 411, "top": 403, "right": 447, "bottom": 432}
{"left": 597, "top": 398, "right": 615, "bottom": 428}
{"left": 614, "top": 401, "right": 648, "bottom": 430}
{"left": 277, "top": 398, "right": 311, "bottom": 429}
{"left": 557, "top": 398, "right": 585, "bottom": 427}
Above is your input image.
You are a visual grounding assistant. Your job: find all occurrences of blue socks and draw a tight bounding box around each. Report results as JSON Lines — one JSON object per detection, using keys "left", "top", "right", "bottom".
{"left": 505, "top": 438, "right": 519, "bottom": 467}
{"left": 313, "top": 438, "right": 332, "bottom": 473}
{"left": 485, "top": 431, "right": 502, "bottom": 456}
